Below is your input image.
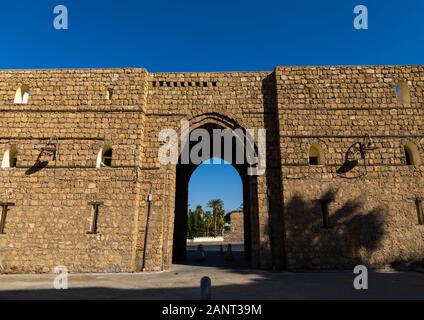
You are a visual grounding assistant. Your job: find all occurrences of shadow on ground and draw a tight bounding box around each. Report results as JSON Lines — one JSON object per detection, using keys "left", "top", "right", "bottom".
{"left": 0, "top": 269, "right": 423, "bottom": 300}
{"left": 1, "top": 243, "right": 423, "bottom": 300}
{"left": 1, "top": 190, "right": 423, "bottom": 300}
{"left": 174, "top": 243, "right": 249, "bottom": 269}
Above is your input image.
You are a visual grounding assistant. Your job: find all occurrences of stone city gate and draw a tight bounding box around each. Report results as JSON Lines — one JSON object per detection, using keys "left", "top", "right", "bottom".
{"left": 0, "top": 66, "right": 423, "bottom": 273}
{"left": 135, "top": 71, "right": 286, "bottom": 272}
{"left": 151, "top": 114, "right": 282, "bottom": 268}
{"left": 139, "top": 113, "right": 286, "bottom": 272}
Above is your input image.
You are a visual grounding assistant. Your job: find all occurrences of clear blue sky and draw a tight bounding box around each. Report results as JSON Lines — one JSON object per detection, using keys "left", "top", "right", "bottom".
{"left": 0, "top": 0, "right": 423, "bottom": 71}
{"left": 1, "top": 1, "right": 422, "bottom": 211}
{"left": 189, "top": 159, "right": 243, "bottom": 213}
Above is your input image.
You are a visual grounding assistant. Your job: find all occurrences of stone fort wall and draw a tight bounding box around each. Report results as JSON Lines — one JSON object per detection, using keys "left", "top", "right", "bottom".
{"left": 0, "top": 69, "right": 149, "bottom": 273}
{"left": 276, "top": 66, "right": 424, "bottom": 269}
{"left": 0, "top": 65, "right": 422, "bottom": 273}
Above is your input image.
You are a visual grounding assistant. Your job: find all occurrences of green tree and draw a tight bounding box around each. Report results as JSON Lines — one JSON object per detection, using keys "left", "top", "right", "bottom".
{"left": 216, "top": 206, "right": 225, "bottom": 236}
{"left": 207, "top": 199, "right": 224, "bottom": 237}
{"left": 203, "top": 211, "right": 214, "bottom": 237}
{"left": 187, "top": 205, "right": 204, "bottom": 238}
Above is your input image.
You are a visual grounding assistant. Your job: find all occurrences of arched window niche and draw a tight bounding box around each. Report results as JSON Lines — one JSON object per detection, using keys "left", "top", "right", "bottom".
{"left": 2, "top": 145, "right": 18, "bottom": 168}
{"left": 96, "top": 144, "right": 113, "bottom": 168}
{"left": 14, "top": 84, "right": 30, "bottom": 104}
{"left": 308, "top": 144, "right": 325, "bottom": 166}
{"left": 403, "top": 141, "right": 420, "bottom": 166}
{"left": 395, "top": 82, "right": 410, "bottom": 105}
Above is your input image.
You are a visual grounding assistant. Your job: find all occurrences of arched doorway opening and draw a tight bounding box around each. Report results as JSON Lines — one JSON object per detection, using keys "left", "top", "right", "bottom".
{"left": 172, "top": 121, "right": 260, "bottom": 268}
{"left": 179, "top": 158, "right": 246, "bottom": 266}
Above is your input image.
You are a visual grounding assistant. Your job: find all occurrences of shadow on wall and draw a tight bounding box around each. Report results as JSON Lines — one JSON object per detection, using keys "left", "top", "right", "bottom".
{"left": 261, "top": 73, "right": 286, "bottom": 269}
{"left": 336, "top": 142, "right": 366, "bottom": 177}
{"left": 25, "top": 160, "right": 49, "bottom": 175}
{"left": 284, "top": 187, "right": 397, "bottom": 270}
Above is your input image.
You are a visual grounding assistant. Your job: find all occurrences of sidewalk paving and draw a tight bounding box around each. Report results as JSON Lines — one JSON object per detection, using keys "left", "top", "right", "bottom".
{"left": 0, "top": 263, "right": 423, "bottom": 300}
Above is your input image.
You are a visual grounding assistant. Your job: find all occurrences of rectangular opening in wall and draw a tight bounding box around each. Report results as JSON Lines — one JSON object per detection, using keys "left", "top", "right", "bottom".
{"left": 0, "top": 203, "right": 15, "bottom": 234}
{"left": 309, "top": 156, "right": 319, "bottom": 165}
{"left": 319, "top": 200, "right": 330, "bottom": 229}
{"left": 212, "top": 81, "right": 217, "bottom": 87}
{"left": 87, "top": 202, "right": 103, "bottom": 234}
{"left": 415, "top": 198, "right": 424, "bottom": 225}
{"left": 106, "top": 88, "right": 114, "bottom": 100}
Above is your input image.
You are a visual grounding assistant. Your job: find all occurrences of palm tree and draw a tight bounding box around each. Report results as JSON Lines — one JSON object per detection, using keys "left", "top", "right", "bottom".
{"left": 187, "top": 205, "right": 205, "bottom": 238}
{"left": 207, "top": 199, "right": 224, "bottom": 237}
{"left": 203, "top": 211, "right": 214, "bottom": 236}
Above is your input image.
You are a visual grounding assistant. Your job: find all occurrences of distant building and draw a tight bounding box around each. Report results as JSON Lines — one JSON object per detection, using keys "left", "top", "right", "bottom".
{"left": 224, "top": 211, "right": 244, "bottom": 243}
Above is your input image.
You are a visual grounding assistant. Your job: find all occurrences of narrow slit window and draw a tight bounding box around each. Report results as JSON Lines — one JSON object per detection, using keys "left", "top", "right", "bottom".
{"left": 320, "top": 200, "right": 330, "bottom": 229}
{"left": 0, "top": 203, "right": 14, "bottom": 234}
{"left": 87, "top": 202, "right": 102, "bottom": 234}
{"left": 405, "top": 148, "right": 412, "bottom": 165}
{"left": 416, "top": 198, "right": 424, "bottom": 225}
{"left": 106, "top": 88, "right": 113, "bottom": 100}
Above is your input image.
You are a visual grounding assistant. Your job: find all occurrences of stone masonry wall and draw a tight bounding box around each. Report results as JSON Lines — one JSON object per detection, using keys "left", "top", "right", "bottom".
{"left": 0, "top": 65, "right": 423, "bottom": 273}
{"left": 276, "top": 65, "right": 424, "bottom": 269}
{"left": 224, "top": 211, "right": 244, "bottom": 243}
{"left": 142, "top": 72, "right": 282, "bottom": 270}
{"left": 0, "top": 68, "right": 149, "bottom": 273}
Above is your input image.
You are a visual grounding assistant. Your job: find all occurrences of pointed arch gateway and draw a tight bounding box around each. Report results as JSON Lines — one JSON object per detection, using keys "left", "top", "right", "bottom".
{"left": 139, "top": 112, "right": 285, "bottom": 272}
{"left": 170, "top": 114, "right": 262, "bottom": 268}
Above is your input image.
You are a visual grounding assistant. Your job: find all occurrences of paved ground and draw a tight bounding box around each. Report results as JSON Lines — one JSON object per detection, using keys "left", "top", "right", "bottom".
{"left": 0, "top": 244, "right": 423, "bottom": 300}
